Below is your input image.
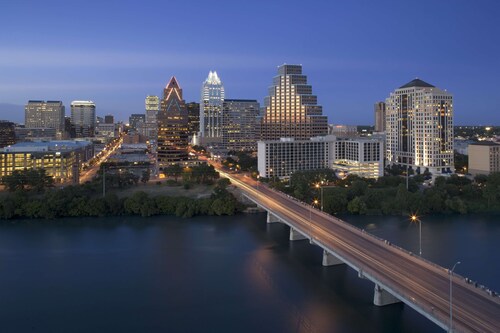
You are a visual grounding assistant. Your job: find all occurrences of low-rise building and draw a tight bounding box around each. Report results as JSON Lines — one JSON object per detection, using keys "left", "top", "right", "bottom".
{"left": 0, "top": 140, "right": 93, "bottom": 183}
{"left": 468, "top": 142, "right": 500, "bottom": 176}
{"left": 332, "top": 137, "right": 384, "bottom": 179}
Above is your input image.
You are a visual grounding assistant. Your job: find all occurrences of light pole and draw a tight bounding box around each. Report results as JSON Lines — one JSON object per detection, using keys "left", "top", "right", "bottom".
{"left": 449, "top": 261, "right": 461, "bottom": 333}
{"left": 410, "top": 215, "right": 422, "bottom": 256}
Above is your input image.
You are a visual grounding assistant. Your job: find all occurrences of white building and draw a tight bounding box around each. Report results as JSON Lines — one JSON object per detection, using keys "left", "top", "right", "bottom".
{"left": 386, "top": 79, "right": 454, "bottom": 175}
{"left": 70, "top": 101, "right": 96, "bottom": 137}
{"left": 257, "top": 135, "right": 384, "bottom": 179}
{"left": 332, "top": 137, "right": 384, "bottom": 179}
{"left": 200, "top": 71, "right": 225, "bottom": 141}
{"left": 257, "top": 136, "right": 335, "bottom": 179}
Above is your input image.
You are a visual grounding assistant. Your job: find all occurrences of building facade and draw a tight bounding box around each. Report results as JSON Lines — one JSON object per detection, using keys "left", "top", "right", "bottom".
{"left": 257, "top": 136, "right": 335, "bottom": 178}
{"left": 0, "top": 140, "right": 93, "bottom": 184}
{"left": 468, "top": 142, "right": 500, "bottom": 176}
{"left": 157, "top": 77, "right": 189, "bottom": 167}
{"left": 129, "top": 114, "right": 145, "bottom": 130}
{"left": 222, "top": 99, "right": 260, "bottom": 151}
{"left": 374, "top": 101, "right": 386, "bottom": 132}
{"left": 259, "top": 64, "right": 328, "bottom": 140}
{"left": 329, "top": 124, "right": 358, "bottom": 138}
{"left": 104, "top": 114, "right": 114, "bottom": 124}
{"left": 386, "top": 79, "right": 454, "bottom": 175}
{"left": 143, "top": 95, "right": 159, "bottom": 139}
{"left": 70, "top": 101, "right": 96, "bottom": 138}
{"left": 332, "top": 137, "right": 384, "bottom": 178}
{"left": 200, "top": 71, "right": 225, "bottom": 140}
{"left": 0, "top": 121, "right": 16, "bottom": 148}
{"left": 25, "top": 100, "right": 65, "bottom": 135}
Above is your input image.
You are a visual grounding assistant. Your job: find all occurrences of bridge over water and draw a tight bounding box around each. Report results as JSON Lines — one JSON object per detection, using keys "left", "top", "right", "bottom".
{"left": 221, "top": 171, "right": 500, "bottom": 333}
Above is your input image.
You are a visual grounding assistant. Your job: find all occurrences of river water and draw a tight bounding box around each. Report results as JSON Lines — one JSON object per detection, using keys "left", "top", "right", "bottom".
{"left": 0, "top": 213, "right": 498, "bottom": 333}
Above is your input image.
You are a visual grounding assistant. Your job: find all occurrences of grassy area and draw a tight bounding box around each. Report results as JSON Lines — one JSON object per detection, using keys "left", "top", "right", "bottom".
{"left": 112, "top": 181, "right": 215, "bottom": 199}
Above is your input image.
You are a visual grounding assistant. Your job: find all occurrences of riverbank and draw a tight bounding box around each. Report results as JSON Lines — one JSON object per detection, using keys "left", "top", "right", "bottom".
{"left": 0, "top": 183, "right": 244, "bottom": 220}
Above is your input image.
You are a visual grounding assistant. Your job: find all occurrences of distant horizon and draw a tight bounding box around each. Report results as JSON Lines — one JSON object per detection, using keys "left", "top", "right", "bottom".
{"left": 1, "top": 1, "right": 499, "bottom": 125}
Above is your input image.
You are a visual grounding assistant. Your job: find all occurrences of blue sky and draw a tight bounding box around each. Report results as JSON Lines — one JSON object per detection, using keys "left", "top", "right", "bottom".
{"left": 1, "top": 0, "right": 499, "bottom": 125}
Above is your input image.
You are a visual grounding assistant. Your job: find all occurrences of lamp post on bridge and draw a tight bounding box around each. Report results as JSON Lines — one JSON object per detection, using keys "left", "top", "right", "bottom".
{"left": 410, "top": 214, "right": 422, "bottom": 256}
{"left": 449, "top": 261, "right": 461, "bottom": 333}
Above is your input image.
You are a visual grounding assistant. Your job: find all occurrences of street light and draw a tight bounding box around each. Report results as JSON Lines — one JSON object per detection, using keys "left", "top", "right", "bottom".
{"left": 449, "top": 261, "right": 461, "bottom": 333}
{"left": 410, "top": 214, "right": 422, "bottom": 256}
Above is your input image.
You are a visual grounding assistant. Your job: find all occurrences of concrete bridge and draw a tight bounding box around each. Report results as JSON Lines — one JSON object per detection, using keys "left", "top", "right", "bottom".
{"left": 223, "top": 171, "right": 500, "bottom": 333}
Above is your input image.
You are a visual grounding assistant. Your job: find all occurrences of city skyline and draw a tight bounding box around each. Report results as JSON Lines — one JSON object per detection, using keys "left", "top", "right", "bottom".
{"left": 1, "top": 1, "right": 500, "bottom": 125}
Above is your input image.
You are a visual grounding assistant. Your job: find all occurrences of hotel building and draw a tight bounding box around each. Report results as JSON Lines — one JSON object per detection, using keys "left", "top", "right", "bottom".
{"left": 25, "top": 100, "right": 65, "bottom": 137}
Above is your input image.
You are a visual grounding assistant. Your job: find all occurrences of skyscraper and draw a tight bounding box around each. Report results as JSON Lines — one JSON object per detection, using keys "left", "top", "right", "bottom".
{"left": 70, "top": 101, "right": 96, "bottom": 137}
{"left": 222, "top": 99, "right": 260, "bottom": 151}
{"left": 374, "top": 102, "right": 386, "bottom": 132}
{"left": 200, "top": 71, "right": 224, "bottom": 141}
{"left": 104, "top": 114, "right": 114, "bottom": 124}
{"left": 157, "top": 77, "right": 189, "bottom": 167}
{"left": 129, "top": 114, "right": 145, "bottom": 129}
{"left": 259, "top": 64, "right": 328, "bottom": 140}
{"left": 25, "top": 100, "right": 65, "bottom": 133}
{"left": 186, "top": 102, "right": 200, "bottom": 137}
{"left": 385, "top": 79, "right": 454, "bottom": 175}
{"left": 145, "top": 95, "right": 159, "bottom": 139}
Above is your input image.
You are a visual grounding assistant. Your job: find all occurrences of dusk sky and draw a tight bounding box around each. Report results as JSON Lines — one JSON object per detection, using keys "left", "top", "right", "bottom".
{"left": 1, "top": 0, "right": 499, "bottom": 125}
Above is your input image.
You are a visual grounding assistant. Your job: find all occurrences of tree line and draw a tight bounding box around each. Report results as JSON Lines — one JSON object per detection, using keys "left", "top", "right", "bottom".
{"left": 0, "top": 176, "right": 243, "bottom": 220}
{"left": 269, "top": 170, "right": 500, "bottom": 215}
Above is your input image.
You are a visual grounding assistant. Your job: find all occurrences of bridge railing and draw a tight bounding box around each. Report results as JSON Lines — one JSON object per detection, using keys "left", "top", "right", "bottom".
{"left": 261, "top": 184, "right": 500, "bottom": 298}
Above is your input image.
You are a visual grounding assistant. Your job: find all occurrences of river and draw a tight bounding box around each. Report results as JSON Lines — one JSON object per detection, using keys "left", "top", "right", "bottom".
{"left": 0, "top": 213, "right": 498, "bottom": 333}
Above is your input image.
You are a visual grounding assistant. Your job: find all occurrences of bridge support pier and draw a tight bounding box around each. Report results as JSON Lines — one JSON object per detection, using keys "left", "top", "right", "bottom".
{"left": 373, "top": 284, "right": 401, "bottom": 306}
{"left": 266, "top": 212, "right": 281, "bottom": 224}
{"left": 322, "top": 250, "right": 344, "bottom": 266}
{"left": 289, "top": 227, "right": 307, "bottom": 241}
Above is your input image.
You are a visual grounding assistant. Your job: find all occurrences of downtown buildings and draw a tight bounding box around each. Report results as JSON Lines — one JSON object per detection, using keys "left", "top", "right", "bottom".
{"left": 385, "top": 79, "right": 454, "bottom": 175}
{"left": 257, "top": 64, "right": 329, "bottom": 178}
{"left": 222, "top": 99, "right": 260, "bottom": 151}
{"left": 25, "top": 100, "right": 65, "bottom": 138}
{"left": 200, "top": 71, "right": 225, "bottom": 145}
{"left": 70, "top": 101, "right": 96, "bottom": 138}
{"left": 157, "top": 77, "right": 189, "bottom": 167}
{"left": 144, "top": 95, "right": 159, "bottom": 139}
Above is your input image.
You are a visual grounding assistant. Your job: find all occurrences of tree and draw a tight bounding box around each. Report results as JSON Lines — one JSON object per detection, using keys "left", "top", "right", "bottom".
{"left": 164, "top": 164, "right": 183, "bottom": 182}
{"left": 141, "top": 170, "right": 150, "bottom": 184}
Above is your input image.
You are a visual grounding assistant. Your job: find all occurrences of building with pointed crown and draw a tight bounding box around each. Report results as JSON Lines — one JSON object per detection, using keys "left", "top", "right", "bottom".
{"left": 157, "top": 77, "right": 189, "bottom": 167}
{"left": 200, "top": 71, "right": 225, "bottom": 142}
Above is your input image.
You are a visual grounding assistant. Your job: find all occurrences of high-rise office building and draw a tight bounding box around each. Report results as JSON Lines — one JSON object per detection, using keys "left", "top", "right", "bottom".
{"left": 200, "top": 71, "right": 224, "bottom": 140}
{"left": 70, "top": 101, "right": 96, "bottom": 137}
{"left": 157, "top": 77, "right": 189, "bottom": 167}
{"left": 0, "top": 121, "right": 16, "bottom": 148}
{"left": 25, "top": 100, "right": 65, "bottom": 133}
{"left": 385, "top": 79, "right": 454, "bottom": 175}
{"left": 222, "top": 99, "right": 260, "bottom": 151}
{"left": 129, "top": 114, "right": 145, "bottom": 129}
{"left": 374, "top": 102, "right": 386, "bottom": 132}
{"left": 104, "top": 114, "right": 114, "bottom": 124}
{"left": 186, "top": 102, "right": 200, "bottom": 137}
{"left": 144, "top": 95, "right": 159, "bottom": 139}
{"left": 259, "top": 64, "right": 328, "bottom": 140}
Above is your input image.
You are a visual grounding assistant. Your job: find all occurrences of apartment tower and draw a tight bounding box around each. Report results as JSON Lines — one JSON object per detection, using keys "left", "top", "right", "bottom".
{"left": 385, "top": 79, "right": 453, "bottom": 175}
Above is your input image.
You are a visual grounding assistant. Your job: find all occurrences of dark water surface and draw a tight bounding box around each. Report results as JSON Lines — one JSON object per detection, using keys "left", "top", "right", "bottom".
{"left": 0, "top": 213, "right": 498, "bottom": 333}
